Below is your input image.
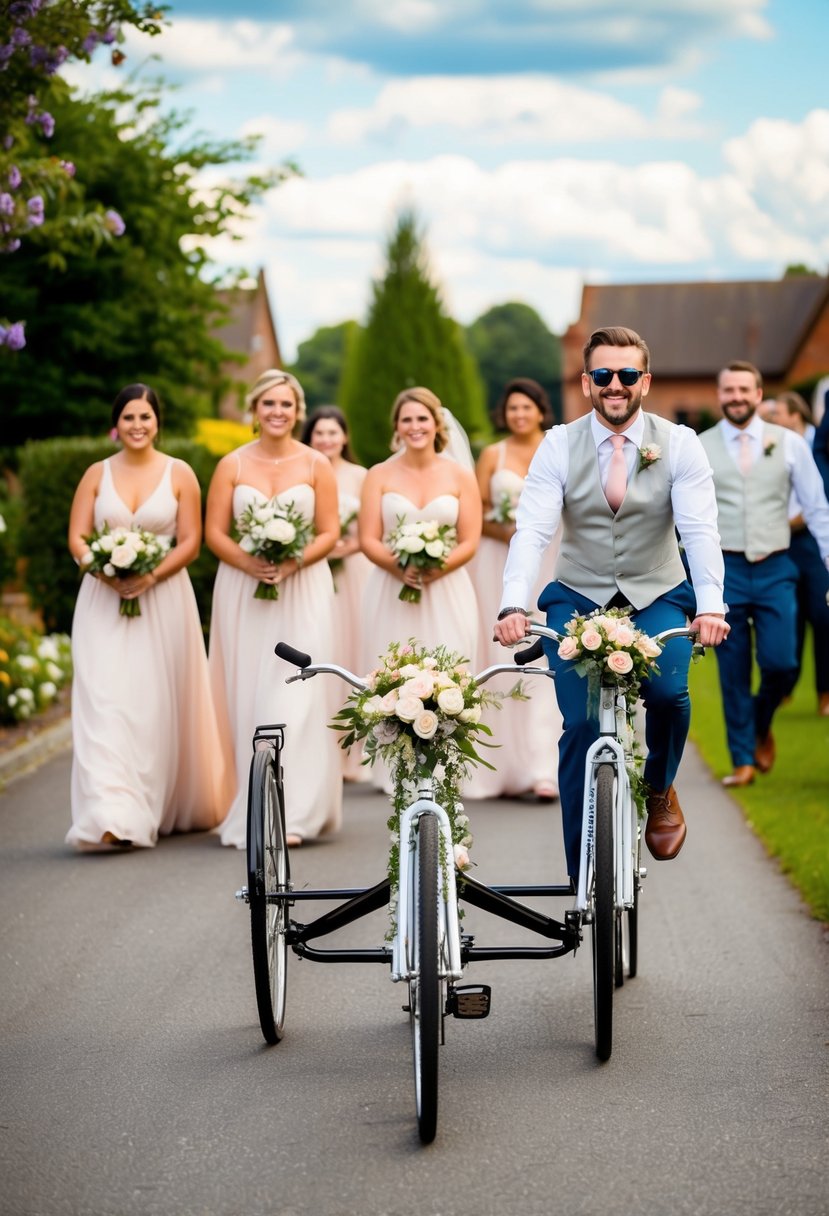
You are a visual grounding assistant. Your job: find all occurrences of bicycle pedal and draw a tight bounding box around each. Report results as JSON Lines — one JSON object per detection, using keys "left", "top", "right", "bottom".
{"left": 448, "top": 984, "right": 491, "bottom": 1019}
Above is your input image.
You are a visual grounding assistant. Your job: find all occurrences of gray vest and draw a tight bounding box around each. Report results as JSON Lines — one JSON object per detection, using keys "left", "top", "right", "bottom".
{"left": 556, "top": 413, "right": 688, "bottom": 609}
{"left": 699, "top": 422, "right": 790, "bottom": 561}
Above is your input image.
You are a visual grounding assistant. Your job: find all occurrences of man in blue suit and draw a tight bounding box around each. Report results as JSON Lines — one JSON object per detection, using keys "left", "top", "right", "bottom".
{"left": 699, "top": 363, "right": 829, "bottom": 786}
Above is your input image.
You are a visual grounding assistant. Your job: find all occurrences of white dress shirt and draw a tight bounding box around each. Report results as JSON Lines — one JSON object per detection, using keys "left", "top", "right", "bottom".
{"left": 720, "top": 416, "right": 829, "bottom": 563}
{"left": 500, "top": 410, "right": 726, "bottom": 616}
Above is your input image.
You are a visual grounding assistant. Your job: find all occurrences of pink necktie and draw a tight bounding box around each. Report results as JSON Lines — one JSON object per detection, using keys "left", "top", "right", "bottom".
{"left": 604, "top": 434, "right": 627, "bottom": 512}
{"left": 738, "top": 432, "right": 752, "bottom": 475}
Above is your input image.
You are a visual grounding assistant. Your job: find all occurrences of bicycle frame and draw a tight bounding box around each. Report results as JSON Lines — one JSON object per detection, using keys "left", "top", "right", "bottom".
{"left": 392, "top": 784, "right": 463, "bottom": 984}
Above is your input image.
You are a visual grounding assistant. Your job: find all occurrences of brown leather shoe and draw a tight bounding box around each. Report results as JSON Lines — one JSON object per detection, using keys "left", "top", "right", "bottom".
{"left": 644, "top": 785, "right": 686, "bottom": 860}
{"left": 818, "top": 693, "right": 829, "bottom": 717}
{"left": 722, "top": 765, "right": 756, "bottom": 787}
{"left": 754, "top": 732, "right": 776, "bottom": 774}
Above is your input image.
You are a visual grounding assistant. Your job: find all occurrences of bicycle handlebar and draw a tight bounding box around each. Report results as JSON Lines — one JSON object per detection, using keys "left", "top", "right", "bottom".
{"left": 520, "top": 621, "right": 699, "bottom": 649}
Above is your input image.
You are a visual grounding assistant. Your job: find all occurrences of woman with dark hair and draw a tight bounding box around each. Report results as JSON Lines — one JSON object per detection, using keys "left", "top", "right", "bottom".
{"left": 301, "top": 405, "right": 370, "bottom": 779}
{"left": 66, "top": 384, "right": 233, "bottom": 850}
{"left": 206, "top": 370, "right": 342, "bottom": 847}
{"left": 466, "top": 378, "right": 562, "bottom": 801}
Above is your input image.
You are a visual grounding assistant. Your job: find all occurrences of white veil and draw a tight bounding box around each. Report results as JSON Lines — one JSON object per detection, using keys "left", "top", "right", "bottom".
{"left": 440, "top": 407, "right": 475, "bottom": 471}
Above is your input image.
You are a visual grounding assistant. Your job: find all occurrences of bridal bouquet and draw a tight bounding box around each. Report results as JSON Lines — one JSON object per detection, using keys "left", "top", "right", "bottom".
{"left": 485, "top": 489, "right": 519, "bottom": 524}
{"left": 235, "top": 499, "right": 314, "bottom": 600}
{"left": 329, "top": 503, "right": 358, "bottom": 584}
{"left": 82, "top": 524, "right": 173, "bottom": 617}
{"left": 387, "top": 517, "right": 457, "bottom": 603}
{"left": 331, "top": 639, "right": 505, "bottom": 932}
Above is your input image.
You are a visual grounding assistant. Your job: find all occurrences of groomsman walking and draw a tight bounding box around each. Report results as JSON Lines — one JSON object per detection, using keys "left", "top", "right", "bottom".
{"left": 699, "top": 362, "right": 829, "bottom": 787}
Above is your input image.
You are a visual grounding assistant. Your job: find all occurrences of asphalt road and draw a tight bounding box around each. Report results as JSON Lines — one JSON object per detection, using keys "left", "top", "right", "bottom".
{"left": 1, "top": 743, "right": 827, "bottom": 1216}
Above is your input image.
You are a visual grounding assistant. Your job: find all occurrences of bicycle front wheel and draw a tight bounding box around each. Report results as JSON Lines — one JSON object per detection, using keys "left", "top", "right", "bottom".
{"left": 247, "top": 746, "right": 290, "bottom": 1044}
{"left": 592, "top": 763, "right": 615, "bottom": 1061}
{"left": 408, "top": 811, "right": 441, "bottom": 1144}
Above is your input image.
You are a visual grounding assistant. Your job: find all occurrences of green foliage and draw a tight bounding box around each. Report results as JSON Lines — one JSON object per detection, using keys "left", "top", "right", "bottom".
{"left": 0, "top": 77, "right": 291, "bottom": 443}
{"left": 18, "top": 436, "right": 220, "bottom": 634}
{"left": 465, "top": 302, "right": 562, "bottom": 424}
{"left": 0, "top": 483, "right": 23, "bottom": 588}
{"left": 689, "top": 643, "right": 829, "bottom": 921}
{"left": 288, "top": 320, "right": 360, "bottom": 408}
{"left": 340, "top": 210, "right": 490, "bottom": 467}
{"left": 0, "top": 618, "right": 72, "bottom": 725}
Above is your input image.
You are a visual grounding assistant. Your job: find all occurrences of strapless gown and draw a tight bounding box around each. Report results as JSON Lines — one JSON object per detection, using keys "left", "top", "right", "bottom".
{"left": 67, "top": 458, "right": 234, "bottom": 849}
{"left": 466, "top": 463, "right": 563, "bottom": 798}
{"left": 332, "top": 490, "right": 371, "bottom": 780}
{"left": 361, "top": 492, "right": 479, "bottom": 793}
{"left": 209, "top": 483, "right": 342, "bottom": 846}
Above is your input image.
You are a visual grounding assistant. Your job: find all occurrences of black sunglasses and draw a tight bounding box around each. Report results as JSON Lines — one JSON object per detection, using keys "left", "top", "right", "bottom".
{"left": 587, "top": 367, "right": 646, "bottom": 388}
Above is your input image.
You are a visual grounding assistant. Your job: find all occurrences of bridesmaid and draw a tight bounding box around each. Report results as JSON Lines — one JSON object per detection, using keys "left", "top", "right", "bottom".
{"left": 301, "top": 405, "right": 371, "bottom": 780}
{"left": 206, "top": 370, "right": 342, "bottom": 848}
{"left": 466, "top": 378, "right": 563, "bottom": 801}
{"left": 359, "top": 387, "right": 482, "bottom": 792}
{"left": 66, "top": 383, "right": 234, "bottom": 850}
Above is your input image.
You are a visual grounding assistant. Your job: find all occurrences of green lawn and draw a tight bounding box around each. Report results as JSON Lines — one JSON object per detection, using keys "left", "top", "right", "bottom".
{"left": 688, "top": 635, "right": 829, "bottom": 921}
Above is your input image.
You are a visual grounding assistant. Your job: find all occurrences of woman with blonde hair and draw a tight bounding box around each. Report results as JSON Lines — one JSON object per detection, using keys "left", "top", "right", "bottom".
{"left": 359, "top": 387, "right": 482, "bottom": 793}
{"left": 206, "top": 370, "right": 343, "bottom": 847}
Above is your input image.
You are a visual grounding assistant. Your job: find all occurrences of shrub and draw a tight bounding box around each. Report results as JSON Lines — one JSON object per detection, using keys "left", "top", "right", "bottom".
{"left": 19, "top": 436, "right": 221, "bottom": 634}
{"left": 0, "top": 617, "right": 72, "bottom": 725}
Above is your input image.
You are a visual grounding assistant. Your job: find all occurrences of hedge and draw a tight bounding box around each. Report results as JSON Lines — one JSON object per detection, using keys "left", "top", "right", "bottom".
{"left": 19, "top": 437, "right": 221, "bottom": 634}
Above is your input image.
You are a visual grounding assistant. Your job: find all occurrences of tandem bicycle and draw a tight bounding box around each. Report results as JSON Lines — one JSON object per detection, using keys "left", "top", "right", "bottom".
{"left": 236, "top": 622, "right": 698, "bottom": 1142}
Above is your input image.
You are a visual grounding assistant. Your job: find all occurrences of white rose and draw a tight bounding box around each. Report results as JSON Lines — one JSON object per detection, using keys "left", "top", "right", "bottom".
{"left": 413, "top": 710, "right": 439, "bottom": 740}
{"left": 97, "top": 534, "right": 115, "bottom": 553}
{"left": 402, "top": 672, "right": 435, "bottom": 700}
{"left": 436, "top": 686, "right": 465, "bottom": 715}
{"left": 453, "top": 844, "right": 471, "bottom": 871}
{"left": 362, "top": 694, "right": 387, "bottom": 715}
{"left": 424, "top": 540, "right": 445, "bottom": 558}
{"left": 420, "top": 521, "right": 439, "bottom": 540}
{"left": 396, "top": 695, "right": 424, "bottom": 722}
{"left": 110, "top": 543, "right": 138, "bottom": 569}
{"left": 238, "top": 535, "right": 256, "bottom": 553}
{"left": 264, "top": 518, "right": 296, "bottom": 543}
{"left": 458, "top": 705, "right": 481, "bottom": 724}
{"left": 397, "top": 535, "right": 425, "bottom": 554}
{"left": 397, "top": 664, "right": 421, "bottom": 678}
{"left": 103, "top": 563, "right": 115, "bottom": 577}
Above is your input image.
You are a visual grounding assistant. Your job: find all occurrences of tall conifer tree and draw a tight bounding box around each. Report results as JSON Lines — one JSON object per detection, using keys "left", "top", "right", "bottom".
{"left": 340, "top": 210, "right": 488, "bottom": 466}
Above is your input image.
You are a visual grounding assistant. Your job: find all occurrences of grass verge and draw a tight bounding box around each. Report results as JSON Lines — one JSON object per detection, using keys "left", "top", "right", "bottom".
{"left": 688, "top": 636, "right": 829, "bottom": 922}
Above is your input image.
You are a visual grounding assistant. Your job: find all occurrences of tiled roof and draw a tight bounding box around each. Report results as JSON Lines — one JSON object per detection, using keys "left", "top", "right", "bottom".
{"left": 575, "top": 278, "right": 829, "bottom": 377}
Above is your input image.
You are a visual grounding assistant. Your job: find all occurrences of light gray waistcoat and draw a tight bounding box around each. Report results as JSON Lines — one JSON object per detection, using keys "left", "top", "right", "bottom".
{"left": 555, "top": 413, "right": 687, "bottom": 610}
{"left": 698, "top": 422, "right": 790, "bottom": 561}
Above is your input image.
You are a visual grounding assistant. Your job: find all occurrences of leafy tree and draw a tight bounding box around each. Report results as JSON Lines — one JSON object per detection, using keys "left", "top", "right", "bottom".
{"left": 288, "top": 320, "right": 360, "bottom": 408}
{"left": 340, "top": 210, "right": 489, "bottom": 467}
{"left": 466, "top": 302, "right": 562, "bottom": 423}
{"left": 0, "top": 1, "right": 168, "bottom": 349}
{"left": 0, "top": 79, "right": 288, "bottom": 443}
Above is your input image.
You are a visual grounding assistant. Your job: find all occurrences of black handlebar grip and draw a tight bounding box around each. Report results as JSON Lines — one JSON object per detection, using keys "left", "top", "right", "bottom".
{"left": 274, "top": 642, "right": 312, "bottom": 668}
{"left": 514, "top": 638, "right": 544, "bottom": 666}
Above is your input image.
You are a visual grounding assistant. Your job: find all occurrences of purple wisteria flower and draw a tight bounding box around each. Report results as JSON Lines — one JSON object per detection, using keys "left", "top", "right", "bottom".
{"left": 0, "top": 322, "right": 26, "bottom": 351}
{"left": 60, "top": 160, "right": 75, "bottom": 177}
{"left": 0, "top": 193, "right": 14, "bottom": 217}
{"left": 27, "top": 194, "right": 44, "bottom": 226}
{"left": 2, "top": 238, "right": 22, "bottom": 253}
{"left": 39, "top": 111, "right": 54, "bottom": 136}
{"left": 11, "top": 27, "right": 32, "bottom": 48}
{"left": 82, "top": 31, "right": 100, "bottom": 54}
{"left": 9, "top": 165, "right": 21, "bottom": 188}
{"left": 104, "top": 209, "right": 126, "bottom": 236}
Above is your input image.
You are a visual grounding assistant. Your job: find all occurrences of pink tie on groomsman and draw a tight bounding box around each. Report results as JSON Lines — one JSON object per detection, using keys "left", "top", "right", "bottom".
{"left": 738, "top": 432, "right": 753, "bottom": 475}
{"left": 604, "top": 434, "right": 628, "bottom": 512}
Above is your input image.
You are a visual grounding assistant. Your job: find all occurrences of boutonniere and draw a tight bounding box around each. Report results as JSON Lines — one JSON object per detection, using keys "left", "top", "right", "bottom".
{"left": 763, "top": 439, "right": 776, "bottom": 457}
{"left": 637, "top": 443, "right": 662, "bottom": 472}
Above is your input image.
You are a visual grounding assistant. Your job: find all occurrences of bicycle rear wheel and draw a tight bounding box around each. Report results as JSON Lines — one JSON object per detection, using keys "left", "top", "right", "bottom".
{"left": 247, "top": 746, "right": 290, "bottom": 1044}
{"left": 408, "top": 812, "right": 441, "bottom": 1144}
{"left": 591, "top": 764, "right": 615, "bottom": 1061}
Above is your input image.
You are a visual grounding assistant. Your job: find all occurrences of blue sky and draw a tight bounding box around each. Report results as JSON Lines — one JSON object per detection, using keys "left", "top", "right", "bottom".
{"left": 69, "top": 0, "right": 829, "bottom": 360}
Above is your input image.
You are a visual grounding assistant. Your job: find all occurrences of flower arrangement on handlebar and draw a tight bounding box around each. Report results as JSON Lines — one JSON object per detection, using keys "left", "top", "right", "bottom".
{"left": 331, "top": 638, "right": 513, "bottom": 935}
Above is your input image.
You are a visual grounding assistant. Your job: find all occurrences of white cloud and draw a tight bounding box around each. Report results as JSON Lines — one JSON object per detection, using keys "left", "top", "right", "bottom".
{"left": 326, "top": 77, "right": 708, "bottom": 146}
{"left": 124, "top": 19, "right": 299, "bottom": 72}
{"left": 239, "top": 116, "right": 309, "bottom": 158}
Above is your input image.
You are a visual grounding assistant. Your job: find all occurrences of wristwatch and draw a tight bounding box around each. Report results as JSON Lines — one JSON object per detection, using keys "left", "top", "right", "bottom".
{"left": 497, "top": 606, "right": 530, "bottom": 620}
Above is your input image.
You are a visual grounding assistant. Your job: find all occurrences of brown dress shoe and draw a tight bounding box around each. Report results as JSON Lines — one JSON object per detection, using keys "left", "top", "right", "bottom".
{"left": 722, "top": 765, "right": 756, "bottom": 787}
{"left": 754, "top": 732, "right": 776, "bottom": 773}
{"left": 644, "top": 785, "right": 687, "bottom": 861}
{"left": 818, "top": 693, "right": 829, "bottom": 717}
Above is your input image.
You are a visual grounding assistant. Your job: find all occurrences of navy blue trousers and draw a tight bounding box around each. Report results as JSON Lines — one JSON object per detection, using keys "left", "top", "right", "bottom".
{"left": 715, "top": 551, "right": 799, "bottom": 767}
{"left": 537, "top": 581, "right": 695, "bottom": 880}
{"left": 786, "top": 529, "right": 829, "bottom": 698}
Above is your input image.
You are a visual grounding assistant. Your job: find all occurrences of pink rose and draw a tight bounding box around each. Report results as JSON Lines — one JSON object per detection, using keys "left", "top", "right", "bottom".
{"left": 606, "top": 650, "right": 634, "bottom": 674}
{"left": 401, "top": 672, "right": 435, "bottom": 700}
{"left": 614, "top": 626, "right": 635, "bottom": 647}
{"left": 413, "top": 710, "right": 439, "bottom": 740}
{"left": 558, "top": 636, "right": 580, "bottom": 660}
{"left": 635, "top": 636, "right": 662, "bottom": 659}
{"left": 581, "top": 628, "right": 603, "bottom": 651}
{"left": 453, "top": 843, "right": 471, "bottom": 871}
